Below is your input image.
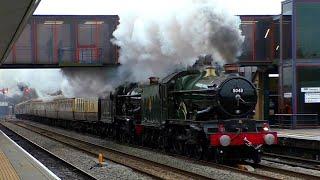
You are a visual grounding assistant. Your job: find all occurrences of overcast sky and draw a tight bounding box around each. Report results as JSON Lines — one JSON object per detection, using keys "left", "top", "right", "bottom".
{"left": 34, "top": 0, "right": 283, "bottom": 15}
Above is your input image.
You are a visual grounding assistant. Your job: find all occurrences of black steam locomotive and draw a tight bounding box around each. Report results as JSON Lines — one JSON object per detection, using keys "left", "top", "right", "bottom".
{"left": 15, "top": 67, "right": 277, "bottom": 163}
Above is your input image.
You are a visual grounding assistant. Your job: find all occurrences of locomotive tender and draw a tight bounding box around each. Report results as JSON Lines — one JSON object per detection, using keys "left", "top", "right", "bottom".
{"left": 15, "top": 67, "right": 277, "bottom": 163}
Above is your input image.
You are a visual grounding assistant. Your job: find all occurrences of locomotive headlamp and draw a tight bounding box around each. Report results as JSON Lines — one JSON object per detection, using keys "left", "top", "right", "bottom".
{"left": 219, "top": 135, "right": 231, "bottom": 146}
{"left": 264, "top": 134, "right": 275, "bottom": 145}
{"left": 263, "top": 126, "right": 269, "bottom": 131}
{"left": 262, "top": 123, "right": 269, "bottom": 132}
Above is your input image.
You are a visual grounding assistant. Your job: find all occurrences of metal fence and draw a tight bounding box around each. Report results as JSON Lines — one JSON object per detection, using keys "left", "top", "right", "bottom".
{"left": 273, "top": 113, "right": 319, "bottom": 129}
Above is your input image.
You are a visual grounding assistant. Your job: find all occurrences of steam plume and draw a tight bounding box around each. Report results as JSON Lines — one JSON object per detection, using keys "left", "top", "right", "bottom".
{"left": 0, "top": 69, "right": 67, "bottom": 99}
{"left": 61, "top": 67, "right": 118, "bottom": 97}
{"left": 0, "top": 0, "right": 245, "bottom": 102}
{"left": 112, "top": 0, "right": 244, "bottom": 82}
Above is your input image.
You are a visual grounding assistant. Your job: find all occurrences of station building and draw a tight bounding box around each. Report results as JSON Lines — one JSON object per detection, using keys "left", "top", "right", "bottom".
{"left": 238, "top": 0, "right": 320, "bottom": 128}
{"left": 3, "top": 0, "right": 320, "bottom": 128}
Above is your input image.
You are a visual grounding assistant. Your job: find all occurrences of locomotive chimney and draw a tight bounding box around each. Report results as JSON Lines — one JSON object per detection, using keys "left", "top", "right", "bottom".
{"left": 149, "top": 77, "right": 159, "bottom": 85}
{"left": 224, "top": 63, "right": 239, "bottom": 74}
{"left": 204, "top": 67, "right": 217, "bottom": 77}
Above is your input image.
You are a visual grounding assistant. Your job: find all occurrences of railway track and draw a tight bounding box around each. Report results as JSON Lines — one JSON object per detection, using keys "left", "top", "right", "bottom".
{"left": 247, "top": 161, "right": 320, "bottom": 180}
{"left": 6, "top": 120, "right": 277, "bottom": 180}
{"left": 7, "top": 120, "right": 320, "bottom": 180}
{"left": 168, "top": 153, "right": 320, "bottom": 180}
{"left": 0, "top": 123, "right": 96, "bottom": 180}
{"left": 263, "top": 152, "right": 320, "bottom": 171}
{"left": 10, "top": 121, "right": 213, "bottom": 180}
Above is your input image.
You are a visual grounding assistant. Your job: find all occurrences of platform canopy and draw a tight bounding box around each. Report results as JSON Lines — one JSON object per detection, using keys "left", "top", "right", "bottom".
{"left": 0, "top": 0, "right": 40, "bottom": 64}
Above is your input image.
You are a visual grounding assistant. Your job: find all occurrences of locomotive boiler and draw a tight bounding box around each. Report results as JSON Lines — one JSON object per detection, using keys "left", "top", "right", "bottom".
{"left": 165, "top": 67, "right": 257, "bottom": 121}
{"left": 15, "top": 67, "right": 277, "bottom": 163}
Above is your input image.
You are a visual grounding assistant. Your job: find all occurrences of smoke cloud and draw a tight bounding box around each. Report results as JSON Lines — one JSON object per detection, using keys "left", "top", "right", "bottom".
{"left": 61, "top": 67, "right": 118, "bottom": 97}
{"left": 0, "top": 69, "right": 66, "bottom": 97}
{"left": 0, "top": 0, "right": 245, "bottom": 103}
{"left": 0, "top": 69, "right": 71, "bottom": 104}
{"left": 112, "top": 0, "right": 244, "bottom": 82}
{"left": 0, "top": 68, "right": 119, "bottom": 103}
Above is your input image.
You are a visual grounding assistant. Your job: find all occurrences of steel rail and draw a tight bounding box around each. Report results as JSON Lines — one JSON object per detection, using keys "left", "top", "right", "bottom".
{"left": 12, "top": 121, "right": 212, "bottom": 180}
{"left": 247, "top": 162, "right": 320, "bottom": 180}
{"left": 12, "top": 121, "right": 278, "bottom": 180}
{"left": 0, "top": 122, "right": 97, "bottom": 180}
{"left": 263, "top": 152, "right": 320, "bottom": 171}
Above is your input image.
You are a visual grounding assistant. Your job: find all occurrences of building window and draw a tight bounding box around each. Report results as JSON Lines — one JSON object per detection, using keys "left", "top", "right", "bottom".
{"left": 255, "top": 20, "right": 272, "bottom": 61}
{"left": 239, "top": 22, "right": 254, "bottom": 61}
{"left": 296, "top": 66, "right": 320, "bottom": 125}
{"left": 281, "top": 66, "right": 292, "bottom": 114}
{"left": 297, "top": 67, "right": 320, "bottom": 111}
{"left": 296, "top": 2, "right": 320, "bottom": 59}
{"left": 281, "top": 1, "right": 292, "bottom": 60}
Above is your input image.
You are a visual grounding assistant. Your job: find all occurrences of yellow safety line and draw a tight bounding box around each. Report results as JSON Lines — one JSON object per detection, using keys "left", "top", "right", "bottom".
{"left": 0, "top": 151, "right": 20, "bottom": 180}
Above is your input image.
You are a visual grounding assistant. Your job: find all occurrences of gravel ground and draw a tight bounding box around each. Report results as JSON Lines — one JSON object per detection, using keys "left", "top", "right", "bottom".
{"left": 0, "top": 123, "right": 93, "bottom": 180}
{"left": 12, "top": 119, "right": 268, "bottom": 180}
{"left": 1, "top": 121, "right": 152, "bottom": 180}
{"left": 260, "top": 160, "right": 320, "bottom": 178}
{"left": 253, "top": 164, "right": 303, "bottom": 180}
{"left": 5, "top": 118, "right": 320, "bottom": 180}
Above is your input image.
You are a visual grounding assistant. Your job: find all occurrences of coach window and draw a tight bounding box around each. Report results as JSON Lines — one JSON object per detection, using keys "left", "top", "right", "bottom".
{"left": 76, "top": 100, "right": 78, "bottom": 111}
{"left": 82, "top": 101, "right": 85, "bottom": 112}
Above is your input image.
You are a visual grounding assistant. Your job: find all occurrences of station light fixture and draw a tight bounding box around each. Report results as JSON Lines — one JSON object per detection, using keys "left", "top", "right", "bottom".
{"left": 44, "top": 21, "right": 64, "bottom": 25}
{"left": 241, "top": 20, "right": 258, "bottom": 25}
{"left": 268, "top": 74, "right": 279, "bottom": 78}
{"left": 84, "top": 21, "right": 104, "bottom": 25}
{"left": 264, "top": 28, "right": 270, "bottom": 38}
{"left": 276, "top": 45, "right": 280, "bottom": 51}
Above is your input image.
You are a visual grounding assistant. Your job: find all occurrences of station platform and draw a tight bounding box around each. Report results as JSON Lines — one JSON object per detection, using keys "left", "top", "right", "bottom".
{"left": 274, "top": 128, "right": 320, "bottom": 141}
{"left": 271, "top": 128, "right": 320, "bottom": 153}
{"left": 0, "top": 130, "right": 60, "bottom": 180}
